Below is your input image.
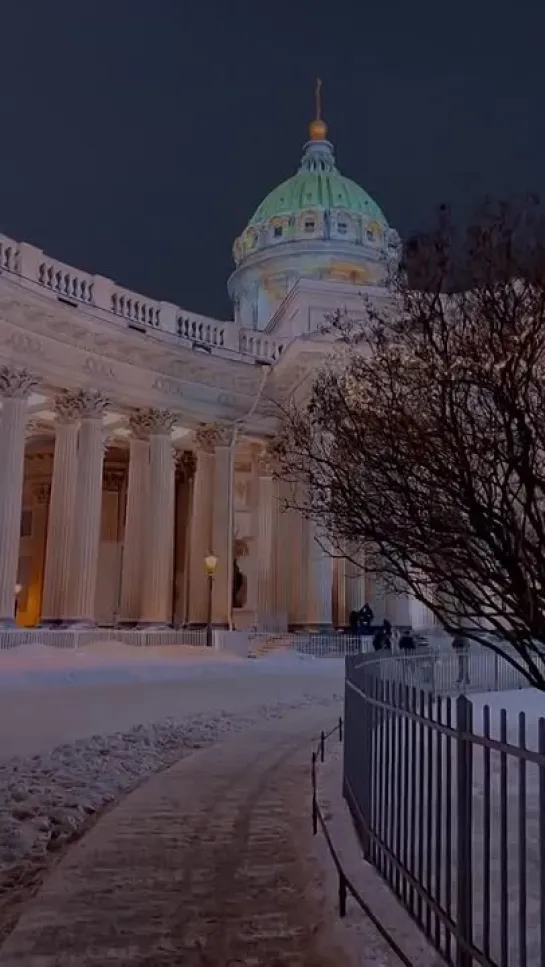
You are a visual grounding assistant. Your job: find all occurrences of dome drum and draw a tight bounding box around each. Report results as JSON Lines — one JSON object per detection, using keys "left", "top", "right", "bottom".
{"left": 230, "top": 110, "right": 400, "bottom": 330}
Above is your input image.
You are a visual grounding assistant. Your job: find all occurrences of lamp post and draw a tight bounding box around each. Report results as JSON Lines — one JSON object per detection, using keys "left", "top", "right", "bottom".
{"left": 204, "top": 554, "right": 218, "bottom": 648}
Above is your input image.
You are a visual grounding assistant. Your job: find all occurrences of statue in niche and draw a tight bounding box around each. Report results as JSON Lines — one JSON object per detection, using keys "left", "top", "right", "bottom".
{"left": 232, "top": 536, "right": 249, "bottom": 608}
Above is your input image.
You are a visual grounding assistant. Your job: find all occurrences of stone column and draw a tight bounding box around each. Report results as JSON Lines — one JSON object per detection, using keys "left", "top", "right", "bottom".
{"left": 173, "top": 450, "right": 196, "bottom": 626}
{"left": 305, "top": 519, "right": 333, "bottom": 630}
{"left": 118, "top": 412, "right": 151, "bottom": 624}
{"left": 288, "top": 497, "right": 307, "bottom": 629}
{"left": 66, "top": 390, "right": 108, "bottom": 624}
{"left": 274, "top": 479, "right": 292, "bottom": 629}
{"left": 345, "top": 547, "right": 366, "bottom": 616}
{"left": 41, "top": 392, "right": 82, "bottom": 623}
{"left": 0, "top": 367, "right": 38, "bottom": 625}
{"left": 187, "top": 426, "right": 217, "bottom": 625}
{"left": 28, "top": 483, "right": 50, "bottom": 626}
{"left": 255, "top": 446, "right": 276, "bottom": 624}
{"left": 211, "top": 427, "right": 235, "bottom": 627}
{"left": 140, "top": 410, "right": 176, "bottom": 625}
{"left": 333, "top": 557, "right": 347, "bottom": 628}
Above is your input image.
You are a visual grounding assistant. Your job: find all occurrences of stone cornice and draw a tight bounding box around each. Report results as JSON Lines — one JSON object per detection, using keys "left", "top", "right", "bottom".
{"left": 0, "top": 297, "right": 275, "bottom": 427}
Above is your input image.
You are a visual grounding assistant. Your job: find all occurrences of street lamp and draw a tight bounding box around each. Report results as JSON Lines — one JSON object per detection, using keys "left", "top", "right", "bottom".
{"left": 204, "top": 554, "right": 218, "bottom": 648}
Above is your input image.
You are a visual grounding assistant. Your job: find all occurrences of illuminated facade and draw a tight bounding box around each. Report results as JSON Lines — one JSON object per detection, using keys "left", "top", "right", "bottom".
{"left": 0, "top": 102, "right": 432, "bottom": 632}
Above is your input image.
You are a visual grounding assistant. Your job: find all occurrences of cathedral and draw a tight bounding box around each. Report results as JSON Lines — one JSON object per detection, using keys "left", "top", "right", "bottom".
{"left": 0, "top": 96, "right": 432, "bottom": 632}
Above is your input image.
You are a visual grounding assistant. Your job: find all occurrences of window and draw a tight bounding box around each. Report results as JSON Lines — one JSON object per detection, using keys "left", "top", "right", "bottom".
{"left": 304, "top": 219, "right": 315, "bottom": 232}
{"left": 273, "top": 225, "right": 283, "bottom": 238}
{"left": 366, "top": 229, "right": 374, "bottom": 241}
{"left": 338, "top": 222, "right": 348, "bottom": 234}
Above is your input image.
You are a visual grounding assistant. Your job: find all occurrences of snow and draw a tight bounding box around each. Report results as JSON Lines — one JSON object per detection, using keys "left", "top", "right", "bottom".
{"left": 310, "top": 741, "right": 440, "bottom": 967}
{"left": 0, "top": 641, "right": 344, "bottom": 942}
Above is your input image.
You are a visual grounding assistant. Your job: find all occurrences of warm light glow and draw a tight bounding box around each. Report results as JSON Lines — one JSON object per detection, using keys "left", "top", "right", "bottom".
{"left": 14, "top": 584, "right": 22, "bottom": 595}
{"left": 204, "top": 554, "right": 218, "bottom": 577}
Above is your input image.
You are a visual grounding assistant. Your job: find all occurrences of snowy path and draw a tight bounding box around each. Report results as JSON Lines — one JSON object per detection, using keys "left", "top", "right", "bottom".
{"left": 0, "top": 707, "right": 346, "bottom": 966}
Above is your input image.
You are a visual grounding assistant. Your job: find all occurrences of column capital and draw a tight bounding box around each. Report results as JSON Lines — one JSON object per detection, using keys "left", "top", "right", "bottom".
{"left": 0, "top": 366, "right": 38, "bottom": 399}
{"left": 54, "top": 390, "right": 89, "bottom": 424}
{"left": 55, "top": 388, "right": 109, "bottom": 421}
{"left": 129, "top": 408, "right": 176, "bottom": 438}
{"left": 194, "top": 424, "right": 220, "bottom": 453}
{"left": 195, "top": 423, "right": 233, "bottom": 452}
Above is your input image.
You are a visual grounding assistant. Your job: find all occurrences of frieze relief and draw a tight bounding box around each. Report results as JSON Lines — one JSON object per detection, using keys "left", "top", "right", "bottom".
{"left": 32, "top": 482, "right": 51, "bottom": 505}
{"left": 1, "top": 331, "right": 44, "bottom": 357}
{"left": 102, "top": 469, "right": 125, "bottom": 492}
{"left": 83, "top": 355, "right": 116, "bottom": 380}
{"left": 0, "top": 290, "right": 293, "bottom": 419}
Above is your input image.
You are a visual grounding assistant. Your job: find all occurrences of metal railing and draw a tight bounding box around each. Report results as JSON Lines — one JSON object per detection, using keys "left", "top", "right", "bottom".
{"left": 311, "top": 719, "right": 415, "bottom": 966}
{"left": 0, "top": 628, "right": 207, "bottom": 650}
{"left": 343, "top": 652, "right": 545, "bottom": 966}
{"left": 359, "top": 646, "right": 543, "bottom": 697}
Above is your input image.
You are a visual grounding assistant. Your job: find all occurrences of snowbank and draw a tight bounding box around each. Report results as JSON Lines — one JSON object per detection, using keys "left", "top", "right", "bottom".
{"left": 0, "top": 692, "right": 341, "bottom": 942}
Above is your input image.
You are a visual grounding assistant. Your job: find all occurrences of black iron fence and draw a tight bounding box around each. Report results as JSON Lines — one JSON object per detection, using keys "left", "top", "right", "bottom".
{"left": 343, "top": 652, "right": 545, "bottom": 967}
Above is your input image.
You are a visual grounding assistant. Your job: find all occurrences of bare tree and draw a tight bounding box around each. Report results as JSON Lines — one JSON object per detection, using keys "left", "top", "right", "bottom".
{"left": 274, "top": 198, "right": 545, "bottom": 687}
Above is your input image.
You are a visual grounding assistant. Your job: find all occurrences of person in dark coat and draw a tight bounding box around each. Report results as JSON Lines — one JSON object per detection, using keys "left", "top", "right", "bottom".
{"left": 399, "top": 630, "right": 415, "bottom": 652}
{"left": 360, "top": 603, "right": 374, "bottom": 630}
{"left": 372, "top": 627, "right": 383, "bottom": 651}
{"left": 381, "top": 619, "right": 393, "bottom": 649}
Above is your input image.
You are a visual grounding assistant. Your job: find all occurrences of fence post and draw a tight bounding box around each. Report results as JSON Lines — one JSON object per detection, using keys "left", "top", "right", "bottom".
{"left": 320, "top": 730, "right": 325, "bottom": 763}
{"left": 456, "top": 695, "right": 474, "bottom": 967}
{"left": 339, "top": 870, "right": 347, "bottom": 917}
{"left": 311, "top": 752, "right": 318, "bottom": 835}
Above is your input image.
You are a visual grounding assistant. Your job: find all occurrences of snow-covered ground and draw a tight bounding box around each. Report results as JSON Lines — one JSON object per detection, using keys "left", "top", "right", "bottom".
{"left": 0, "top": 641, "right": 344, "bottom": 943}
{"left": 0, "top": 640, "right": 344, "bottom": 759}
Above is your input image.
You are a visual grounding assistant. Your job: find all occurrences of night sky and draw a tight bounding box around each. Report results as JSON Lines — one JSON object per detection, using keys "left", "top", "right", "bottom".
{"left": 0, "top": 0, "right": 542, "bottom": 320}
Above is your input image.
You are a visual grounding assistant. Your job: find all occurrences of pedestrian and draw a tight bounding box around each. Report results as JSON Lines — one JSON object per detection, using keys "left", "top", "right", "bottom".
{"left": 372, "top": 626, "right": 383, "bottom": 651}
{"left": 451, "top": 632, "right": 470, "bottom": 686}
{"left": 381, "top": 618, "right": 393, "bottom": 649}
{"left": 398, "top": 629, "right": 415, "bottom": 652}
{"left": 360, "top": 603, "right": 374, "bottom": 631}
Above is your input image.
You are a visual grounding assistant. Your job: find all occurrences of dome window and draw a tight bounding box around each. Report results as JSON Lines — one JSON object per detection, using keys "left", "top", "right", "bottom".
{"left": 338, "top": 221, "right": 348, "bottom": 234}
{"left": 366, "top": 229, "right": 375, "bottom": 241}
{"left": 304, "top": 219, "right": 316, "bottom": 232}
{"left": 274, "top": 225, "right": 283, "bottom": 238}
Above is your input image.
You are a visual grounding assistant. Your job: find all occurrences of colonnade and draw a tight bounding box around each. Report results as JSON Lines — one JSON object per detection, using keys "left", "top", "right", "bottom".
{"left": 0, "top": 365, "right": 424, "bottom": 630}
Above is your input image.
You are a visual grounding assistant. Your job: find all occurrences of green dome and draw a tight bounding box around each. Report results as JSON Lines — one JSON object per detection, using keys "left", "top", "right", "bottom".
{"left": 249, "top": 168, "right": 386, "bottom": 227}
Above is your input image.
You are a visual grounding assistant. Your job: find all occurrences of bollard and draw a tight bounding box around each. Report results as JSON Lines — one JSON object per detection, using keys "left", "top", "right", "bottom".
{"left": 320, "top": 730, "right": 325, "bottom": 763}
{"left": 339, "top": 871, "right": 347, "bottom": 917}
{"left": 338, "top": 717, "right": 343, "bottom": 742}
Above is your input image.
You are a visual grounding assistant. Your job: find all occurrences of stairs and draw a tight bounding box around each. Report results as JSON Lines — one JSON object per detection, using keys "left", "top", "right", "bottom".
{"left": 247, "top": 634, "right": 292, "bottom": 659}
